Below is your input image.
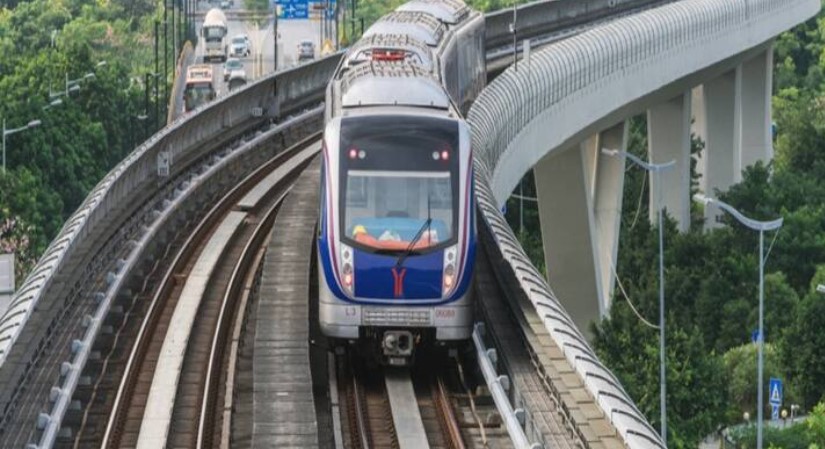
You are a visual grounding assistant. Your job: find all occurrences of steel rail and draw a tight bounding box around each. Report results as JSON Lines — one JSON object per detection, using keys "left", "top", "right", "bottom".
{"left": 433, "top": 375, "right": 466, "bottom": 449}
{"left": 196, "top": 140, "right": 321, "bottom": 448}
{"left": 100, "top": 131, "right": 321, "bottom": 449}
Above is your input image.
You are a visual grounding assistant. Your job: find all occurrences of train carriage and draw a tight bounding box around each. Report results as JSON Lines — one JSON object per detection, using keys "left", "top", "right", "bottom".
{"left": 318, "top": 0, "right": 486, "bottom": 366}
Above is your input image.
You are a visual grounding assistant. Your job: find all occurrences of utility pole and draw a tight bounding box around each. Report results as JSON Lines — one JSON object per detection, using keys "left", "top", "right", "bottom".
{"left": 163, "top": 18, "right": 169, "bottom": 123}
{"left": 512, "top": 1, "right": 518, "bottom": 71}
{"left": 178, "top": 0, "right": 183, "bottom": 50}
{"left": 154, "top": 20, "right": 160, "bottom": 131}
{"left": 273, "top": 10, "right": 279, "bottom": 71}
{"left": 171, "top": 0, "right": 176, "bottom": 55}
{"left": 182, "top": 0, "right": 187, "bottom": 44}
{"left": 144, "top": 72, "right": 151, "bottom": 141}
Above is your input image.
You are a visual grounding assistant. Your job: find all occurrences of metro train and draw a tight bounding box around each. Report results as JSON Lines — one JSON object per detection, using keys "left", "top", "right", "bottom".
{"left": 318, "top": 0, "right": 486, "bottom": 365}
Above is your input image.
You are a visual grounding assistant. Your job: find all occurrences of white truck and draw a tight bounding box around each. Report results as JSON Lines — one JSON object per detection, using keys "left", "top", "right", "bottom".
{"left": 202, "top": 8, "right": 228, "bottom": 62}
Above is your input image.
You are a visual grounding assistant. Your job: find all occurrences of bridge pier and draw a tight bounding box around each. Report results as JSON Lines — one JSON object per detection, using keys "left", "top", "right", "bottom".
{"left": 647, "top": 92, "right": 692, "bottom": 232}
{"left": 535, "top": 122, "right": 627, "bottom": 336}
{"left": 696, "top": 70, "right": 739, "bottom": 227}
{"left": 739, "top": 45, "right": 774, "bottom": 174}
{"left": 693, "top": 44, "right": 774, "bottom": 227}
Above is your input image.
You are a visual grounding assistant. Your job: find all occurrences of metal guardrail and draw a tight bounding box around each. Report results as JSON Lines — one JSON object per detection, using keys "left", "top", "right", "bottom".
{"left": 468, "top": 0, "right": 819, "bottom": 446}
{"left": 474, "top": 159, "right": 666, "bottom": 449}
{"left": 473, "top": 323, "right": 542, "bottom": 449}
{"left": 484, "top": 0, "right": 669, "bottom": 50}
{"left": 35, "top": 108, "right": 323, "bottom": 449}
{"left": 0, "top": 54, "right": 342, "bottom": 383}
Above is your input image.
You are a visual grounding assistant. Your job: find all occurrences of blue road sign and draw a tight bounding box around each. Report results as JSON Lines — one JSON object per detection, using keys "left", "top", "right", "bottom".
{"left": 751, "top": 329, "right": 763, "bottom": 343}
{"left": 275, "top": 0, "right": 336, "bottom": 19}
{"left": 769, "top": 377, "right": 783, "bottom": 406}
{"left": 276, "top": 0, "right": 309, "bottom": 19}
{"left": 771, "top": 404, "right": 781, "bottom": 421}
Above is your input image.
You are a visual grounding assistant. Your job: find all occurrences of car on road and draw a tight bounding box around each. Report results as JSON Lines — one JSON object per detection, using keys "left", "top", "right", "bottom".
{"left": 219, "top": 0, "right": 230, "bottom": 8}
{"left": 231, "top": 35, "right": 251, "bottom": 57}
{"left": 228, "top": 70, "right": 248, "bottom": 91}
{"left": 223, "top": 58, "right": 243, "bottom": 81}
{"left": 297, "top": 40, "right": 315, "bottom": 62}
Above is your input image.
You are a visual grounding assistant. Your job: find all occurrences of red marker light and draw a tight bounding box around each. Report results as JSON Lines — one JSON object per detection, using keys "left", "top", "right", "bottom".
{"left": 349, "top": 148, "right": 357, "bottom": 159}
{"left": 441, "top": 150, "right": 449, "bottom": 160}
{"left": 372, "top": 49, "right": 405, "bottom": 61}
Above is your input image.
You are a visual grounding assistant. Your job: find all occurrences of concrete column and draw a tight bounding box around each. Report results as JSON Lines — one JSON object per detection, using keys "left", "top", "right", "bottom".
{"left": 593, "top": 122, "right": 627, "bottom": 310}
{"left": 647, "top": 92, "right": 692, "bottom": 232}
{"left": 738, "top": 45, "right": 774, "bottom": 176}
{"left": 691, "top": 86, "right": 707, "bottom": 193}
{"left": 534, "top": 123, "right": 627, "bottom": 336}
{"left": 536, "top": 142, "right": 602, "bottom": 336}
{"left": 699, "top": 69, "right": 740, "bottom": 227}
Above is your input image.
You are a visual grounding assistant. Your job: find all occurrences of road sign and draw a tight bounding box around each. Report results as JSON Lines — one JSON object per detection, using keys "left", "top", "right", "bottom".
{"left": 275, "top": 0, "right": 309, "bottom": 19}
{"left": 769, "top": 377, "right": 783, "bottom": 406}
{"left": 751, "top": 329, "right": 763, "bottom": 343}
{"left": 771, "top": 404, "right": 780, "bottom": 421}
{"left": 275, "top": 0, "right": 335, "bottom": 20}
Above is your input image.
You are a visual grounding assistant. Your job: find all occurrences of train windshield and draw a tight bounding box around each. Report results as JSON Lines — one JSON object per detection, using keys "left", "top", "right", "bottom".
{"left": 339, "top": 115, "right": 459, "bottom": 254}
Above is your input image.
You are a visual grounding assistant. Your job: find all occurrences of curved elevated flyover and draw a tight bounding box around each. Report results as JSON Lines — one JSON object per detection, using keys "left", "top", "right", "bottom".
{"left": 469, "top": 0, "right": 818, "bottom": 445}
{"left": 0, "top": 0, "right": 817, "bottom": 446}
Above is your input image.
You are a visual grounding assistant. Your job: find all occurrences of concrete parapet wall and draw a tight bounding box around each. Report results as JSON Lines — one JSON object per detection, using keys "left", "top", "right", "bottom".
{"left": 0, "top": 54, "right": 342, "bottom": 373}
{"left": 168, "top": 41, "right": 196, "bottom": 124}
{"left": 485, "top": 0, "right": 670, "bottom": 50}
{"left": 470, "top": 0, "right": 819, "bottom": 206}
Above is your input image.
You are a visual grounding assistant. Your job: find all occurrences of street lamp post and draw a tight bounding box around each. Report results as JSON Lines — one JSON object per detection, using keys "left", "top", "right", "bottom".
{"left": 693, "top": 193, "right": 783, "bottom": 449}
{"left": 603, "top": 148, "right": 675, "bottom": 443}
{"left": 2, "top": 118, "right": 42, "bottom": 174}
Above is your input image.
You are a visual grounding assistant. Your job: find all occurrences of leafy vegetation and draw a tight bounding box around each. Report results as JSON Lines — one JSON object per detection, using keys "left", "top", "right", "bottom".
{"left": 0, "top": 0, "right": 181, "bottom": 284}
{"left": 504, "top": 10, "right": 825, "bottom": 449}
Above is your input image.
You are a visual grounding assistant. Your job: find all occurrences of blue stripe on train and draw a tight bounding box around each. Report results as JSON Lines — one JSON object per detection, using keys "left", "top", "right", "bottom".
{"left": 353, "top": 249, "right": 443, "bottom": 299}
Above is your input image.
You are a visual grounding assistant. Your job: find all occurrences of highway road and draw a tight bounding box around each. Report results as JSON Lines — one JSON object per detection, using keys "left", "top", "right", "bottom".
{"left": 191, "top": 1, "right": 328, "bottom": 95}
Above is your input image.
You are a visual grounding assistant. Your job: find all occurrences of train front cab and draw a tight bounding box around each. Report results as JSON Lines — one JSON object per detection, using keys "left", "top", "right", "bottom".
{"left": 318, "top": 113, "right": 476, "bottom": 366}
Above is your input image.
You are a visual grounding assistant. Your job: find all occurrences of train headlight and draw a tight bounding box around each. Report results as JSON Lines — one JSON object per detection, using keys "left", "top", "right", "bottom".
{"left": 443, "top": 245, "right": 458, "bottom": 296}
{"left": 340, "top": 243, "right": 354, "bottom": 295}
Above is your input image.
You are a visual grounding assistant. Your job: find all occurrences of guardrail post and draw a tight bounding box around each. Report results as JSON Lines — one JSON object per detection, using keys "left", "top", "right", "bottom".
{"left": 473, "top": 323, "right": 542, "bottom": 449}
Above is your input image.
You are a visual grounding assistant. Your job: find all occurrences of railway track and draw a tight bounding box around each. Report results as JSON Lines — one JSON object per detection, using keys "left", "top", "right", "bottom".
{"left": 55, "top": 134, "right": 321, "bottom": 449}
{"left": 335, "top": 353, "right": 511, "bottom": 449}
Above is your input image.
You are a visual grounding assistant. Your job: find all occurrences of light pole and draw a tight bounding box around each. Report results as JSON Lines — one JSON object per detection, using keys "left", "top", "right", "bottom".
{"left": 42, "top": 98, "right": 63, "bottom": 110}
{"left": 693, "top": 193, "right": 783, "bottom": 449}
{"left": 603, "top": 148, "right": 675, "bottom": 443}
{"left": 57, "top": 62, "right": 105, "bottom": 99}
{"left": 3, "top": 118, "right": 42, "bottom": 174}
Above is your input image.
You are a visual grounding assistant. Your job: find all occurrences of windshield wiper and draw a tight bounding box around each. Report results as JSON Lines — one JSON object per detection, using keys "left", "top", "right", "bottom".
{"left": 395, "top": 217, "right": 431, "bottom": 269}
{"left": 395, "top": 195, "right": 432, "bottom": 269}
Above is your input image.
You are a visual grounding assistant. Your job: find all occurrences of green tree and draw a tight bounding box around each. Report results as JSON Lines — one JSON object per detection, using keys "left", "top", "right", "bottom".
{"left": 806, "top": 402, "right": 825, "bottom": 448}
{"left": 782, "top": 266, "right": 825, "bottom": 409}
{"left": 722, "top": 343, "right": 794, "bottom": 423}
{"left": 593, "top": 310, "right": 728, "bottom": 448}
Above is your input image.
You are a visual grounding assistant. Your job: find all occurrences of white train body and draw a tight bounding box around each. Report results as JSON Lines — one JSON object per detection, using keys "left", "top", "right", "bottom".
{"left": 318, "top": 0, "right": 486, "bottom": 365}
